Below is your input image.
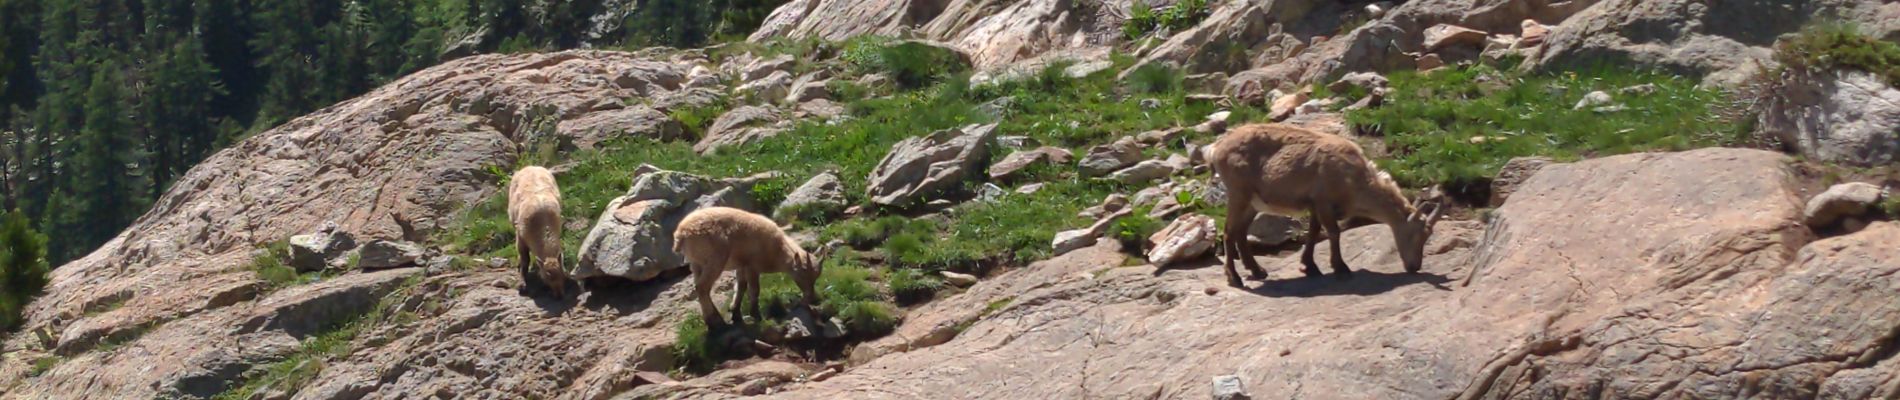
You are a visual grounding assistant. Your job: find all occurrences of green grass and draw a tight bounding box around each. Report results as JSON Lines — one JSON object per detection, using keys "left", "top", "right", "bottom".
{"left": 1344, "top": 62, "right": 1747, "bottom": 188}
{"left": 1774, "top": 22, "right": 1900, "bottom": 86}
{"left": 249, "top": 239, "right": 324, "bottom": 291}
{"left": 1124, "top": 0, "right": 1212, "bottom": 40}
{"left": 27, "top": 356, "right": 60, "bottom": 377}
{"left": 1879, "top": 195, "right": 1900, "bottom": 219}
{"left": 214, "top": 276, "right": 422, "bottom": 400}
{"left": 886, "top": 267, "right": 945, "bottom": 305}
{"left": 1109, "top": 211, "right": 1164, "bottom": 251}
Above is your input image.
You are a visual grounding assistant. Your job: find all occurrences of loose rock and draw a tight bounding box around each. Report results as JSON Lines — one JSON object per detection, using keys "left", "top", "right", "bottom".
{"left": 940, "top": 271, "right": 979, "bottom": 288}
{"left": 1105, "top": 160, "right": 1177, "bottom": 186}
{"left": 1147, "top": 214, "right": 1217, "bottom": 266}
{"left": 1078, "top": 137, "right": 1145, "bottom": 177}
{"left": 866, "top": 123, "right": 998, "bottom": 207}
{"left": 356, "top": 240, "right": 424, "bottom": 270}
{"left": 776, "top": 172, "right": 848, "bottom": 222}
{"left": 1804, "top": 182, "right": 1886, "bottom": 230}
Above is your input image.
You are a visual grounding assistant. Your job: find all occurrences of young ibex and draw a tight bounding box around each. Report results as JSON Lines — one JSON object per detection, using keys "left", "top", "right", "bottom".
{"left": 509, "top": 166, "right": 572, "bottom": 297}
{"left": 674, "top": 207, "right": 835, "bottom": 328}
{"left": 1207, "top": 123, "right": 1443, "bottom": 287}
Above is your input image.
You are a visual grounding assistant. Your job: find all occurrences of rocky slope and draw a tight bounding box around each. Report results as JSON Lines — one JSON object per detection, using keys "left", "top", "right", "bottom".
{"left": 3, "top": 0, "right": 1899, "bottom": 399}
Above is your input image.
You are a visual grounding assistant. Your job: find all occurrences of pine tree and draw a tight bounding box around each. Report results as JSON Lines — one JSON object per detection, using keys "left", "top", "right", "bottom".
{"left": 249, "top": 0, "right": 325, "bottom": 128}
{"left": 60, "top": 64, "right": 148, "bottom": 260}
{"left": 141, "top": 38, "right": 223, "bottom": 195}
{"left": 0, "top": 211, "right": 49, "bottom": 331}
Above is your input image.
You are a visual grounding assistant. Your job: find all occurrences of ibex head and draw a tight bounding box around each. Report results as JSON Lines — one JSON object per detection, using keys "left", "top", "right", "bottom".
{"left": 1394, "top": 190, "right": 1446, "bottom": 273}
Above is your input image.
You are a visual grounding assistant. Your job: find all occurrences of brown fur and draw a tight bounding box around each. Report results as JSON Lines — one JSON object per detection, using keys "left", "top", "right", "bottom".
{"left": 1206, "top": 123, "right": 1443, "bottom": 287}
{"left": 673, "top": 207, "right": 825, "bottom": 328}
{"left": 508, "top": 166, "right": 571, "bottom": 297}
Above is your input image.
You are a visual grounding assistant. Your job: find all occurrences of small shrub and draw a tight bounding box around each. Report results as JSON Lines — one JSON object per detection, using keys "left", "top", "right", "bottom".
{"left": 1109, "top": 212, "right": 1164, "bottom": 251}
{"left": 881, "top": 233, "right": 929, "bottom": 265}
{"left": 1879, "top": 194, "right": 1900, "bottom": 219}
{"left": 877, "top": 42, "right": 970, "bottom": 89}
{"left": 748, "top": 175, "right": 796, "bottom": 211}
{"left": 670, "top": 102, "right": 730, "bottom": 140}
{"left": 1123, "top": 0, "right": 1212, "bottom": 39}
{"left": 886, "top": 267, "right": 945, "bottom": 305}
{"left": 250, "top": 240, "right": 306, "bottom": 290}
{"left": 1, "top": 212, "right": 51, "bottom": 332}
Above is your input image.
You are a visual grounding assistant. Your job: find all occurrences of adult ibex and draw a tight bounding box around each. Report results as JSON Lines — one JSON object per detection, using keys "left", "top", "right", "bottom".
{"left": 1206, "top": 123, "right": 1444, "bottom": 287}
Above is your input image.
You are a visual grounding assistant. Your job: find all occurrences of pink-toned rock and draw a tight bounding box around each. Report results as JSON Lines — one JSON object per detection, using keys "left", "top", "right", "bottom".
{"left": 1423, "top": 24, "right": 1489, "bottom": 52}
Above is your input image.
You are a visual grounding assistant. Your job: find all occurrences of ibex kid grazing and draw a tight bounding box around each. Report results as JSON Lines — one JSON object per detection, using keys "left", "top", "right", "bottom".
{"left": 673, "top": 207, "right": 832, "bottom": 328}
{"left": 1206, "top": 123, "right": 1443, "bottom": 287}
{"left": 509, "top": 166, "right": 572, "bottom": 297}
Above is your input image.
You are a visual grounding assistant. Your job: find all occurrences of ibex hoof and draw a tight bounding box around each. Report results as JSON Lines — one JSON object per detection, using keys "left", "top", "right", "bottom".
{"left": 1332, "top": 268, "right": 1354, "bottom": 281}
{"left": 1301, "top": 266, "right": 1324, "bottom": 278}
{"left": 1226, "top": 277, "right": 1246, "bottom": 288}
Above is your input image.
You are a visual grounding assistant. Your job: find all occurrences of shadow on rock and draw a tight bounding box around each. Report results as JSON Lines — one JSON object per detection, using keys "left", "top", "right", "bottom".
{"left": 576, "top": 273, "right": 688, "bottom": 316}
{"left": 1246, "top": 271, "right": 1452, "bottom": 298}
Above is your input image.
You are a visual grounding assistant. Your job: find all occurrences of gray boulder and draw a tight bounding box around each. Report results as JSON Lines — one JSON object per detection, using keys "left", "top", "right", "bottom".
{"left": 573, "top": 168, "right": 760, "bottom": 282}
{"left": 1078, "top": 137, "right": 1144, "bottom": 177}
{"left": 989, "top": 146, "right": 1073, "bottom": 182}
{"left": 866, "top": 124, "right": 999, "bottom": 207}
{"left": 287, "top": 223, "right": 357, "bottom": 272}
{"left": 694, "top": 106, "right": 785, "bottom": 155}
{"left": 1759, "top": 70, "right": 1900, "bottom": 167}
{"left": 776, "top": 172, "right": 849, "bottom": 221}
{"left": 357, "top": 240, "right": 425, "bottom": 270}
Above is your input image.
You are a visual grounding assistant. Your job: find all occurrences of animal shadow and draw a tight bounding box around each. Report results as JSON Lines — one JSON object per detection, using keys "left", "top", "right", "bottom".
{"left": 1246, "top": 270, "right": 1452, "bottom": 298}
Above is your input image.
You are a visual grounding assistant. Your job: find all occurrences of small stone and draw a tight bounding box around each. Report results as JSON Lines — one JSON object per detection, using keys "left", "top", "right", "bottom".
{"left": 1269, "top": 89, "right": 1310, "bottom": 121}
{"left": 1078, "top": 137, "right": 1144, "bottom": 177}
{"left": 1212, "top": 375, "right": 1251, "bottom": 400}
{"left": 1416, "top": 54, "right": 1446, "bottom": 71}
{"left": 1520, "top": 19, "right": 1551, "bottom": 47}
{"left": 1204, "top": 287, "right": 1220, "bottom": 296}
{"left": 1803, "top": 182, "right": 1885, "bottom": 228}
{"left": 1147, "top": 214, "right": 1218, "bottom": 266}
{"left": 940, "top": 271, "right": 979, "bottom": 287}
{"left": 1619, "top": 83, "right": 1658, "bottom": 96}
{"left": 1574, "top": 91, "right": 1613, "bottom": 110}
{"left": 1016, "top": 183, "right": 1048, "bottom": 195}
{"left": 809, "top": 369, "right": 839, "bottom": 382}
{"left": 1104, "top": 160, "right": 1177, "bottom": 186}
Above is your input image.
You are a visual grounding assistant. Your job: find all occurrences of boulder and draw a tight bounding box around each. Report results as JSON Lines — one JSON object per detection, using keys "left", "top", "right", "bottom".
{"left": 737, "top": 70, "right": 794, "bottom": 103}
{"left": 1423, "top": 24, "right": 1489, "bottom": 52}
{"left": 694, "top": 106, "right": 785, "bottom": 155}
{"left": 356, "top": 240, "right": 424, "bottom": 270}
{"left": 776, "top": 172, "right": 849, "bottom": 222}
{"left": 1078, "top": 137, "right": 1144, "bottom": 177}
{"left": 287, "top": 223, "right": 357, "bottom": 272}
{"left": 1803, "top": 182, "right": 1886, "bottom": 230}
{"left": 1518, "top": 19, "right": 1550, "bottom": 47}
{"left": 1758, "top": 70, "right": 1900, "bottom": 166}
{"left": 1063, "top": 60, "right": 1114, "bottom": 79}
{"left": 1104, "top": 160, "right": 1177, "bottom": 186}
{"left": 1147, "top": 214, "right": 1218, "bottom": 266}
{"left": 786, "top": 71, "right": 833, "bottom": 103}
{"left": 1269, "top": 88, "right": 1310, "bottom": 121}
{"left": 865, "top": 123, "right": 999, "bottom": 207}
{"left": 1531, "top": 0, "right": 1899, "bottom": 87}
{"left": 990, "top": 147, "right": 1072, "bottom": 182}
{"left": 573, "top": 169, "right": 757, "bottom": 281}
{"left": 1415, "top": 53, "right": 1446, "bottom": 71}
{"left": 1053, "top": 208, "right": 1133, "bottom": 257}
{"left": 1327, "top": 72, "right": 1388, "bottom": 94}
{"left": 1489, "top": 156, "right": 1555, "bottom": 207}
{"left": 742, "top": 55, "right": 794, "bottom": 81}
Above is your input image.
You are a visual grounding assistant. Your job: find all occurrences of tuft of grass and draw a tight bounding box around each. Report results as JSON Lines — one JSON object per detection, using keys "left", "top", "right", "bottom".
{"left": 845, "top": 38, "right": 970, "bottom": 89}
{"left": 886, "top": 267, "right": 945, "bottom": 305}
{"left": 670, "top": 102, "right": 731, "bottom": 140}
{"left": 27, "top": 356, "right": 60, "bottom": 377}
{"left": 1774, "top": 22, "right": 1900, "bottom": 86}
{"left": 250, "top": 239, "right": 320, "bottom": 290}
{"left": 1879, "top": 194, "right": 1900, "bottom": 219}
{"left": 670, "top": 314, "right": 726, "bottom": 374}
{"left": 1345, "top": 62, "right": 1746, "bottom": 188}
{"left": 1109, "top": 211, "right": 1164, "bottom": 252}
{"left": 983, "top": 296, "right": 1013, "bottom": 317}
{"left": 832, "top": 300, "right": 898, "bottom": 338}
{"left": 1125, "top": 62, "right": 1186, "bottom": 95}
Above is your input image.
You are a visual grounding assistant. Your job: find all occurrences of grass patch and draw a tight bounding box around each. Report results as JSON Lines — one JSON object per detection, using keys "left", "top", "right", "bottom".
{"left": 1774, "top": 22, "right": 1900, "bottom": 86}
{"left": 249, "top": 240, "right": 324, "bottom": 290}
{"left": 1110, "top": 211, "right": 1164, "bottom": 251}
{"left": 27, "top": 356, "right": 60, "bottom": 377}
{"left": 886, "top": 267, "right": 945, "bottom": 305}
{"left": 1879, "top": 195, "right": 1900, "bottom": 219}
{"left": 1345, "top": 62, "right": 1747, "bottom": 188}
{"left": 670, "top": 314, "right": 725, "bottom": 374}
{"left": 1124, "top": 0, "right": 1212, "bottom": 40}
{"left": 214, "top": 276, "right": 422, "bottom": 400}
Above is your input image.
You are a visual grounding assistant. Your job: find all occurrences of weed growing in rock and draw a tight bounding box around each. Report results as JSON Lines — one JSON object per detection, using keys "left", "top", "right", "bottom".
{"left": 886, "top": 267, "right": 945, "bottom": 305}
{"left": 249, "top": 239, "right": 318, "bottom": 290}
{"left": 27, "top": 356, "right": 60, "bottom": 377}
{"left": 1124, "top": 0, "right": 1213, "bottom": 40}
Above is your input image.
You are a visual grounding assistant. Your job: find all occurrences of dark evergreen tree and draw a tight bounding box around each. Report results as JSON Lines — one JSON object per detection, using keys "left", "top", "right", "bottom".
{"left": 0, "top": 211, "right": 49, "bottom": 331}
